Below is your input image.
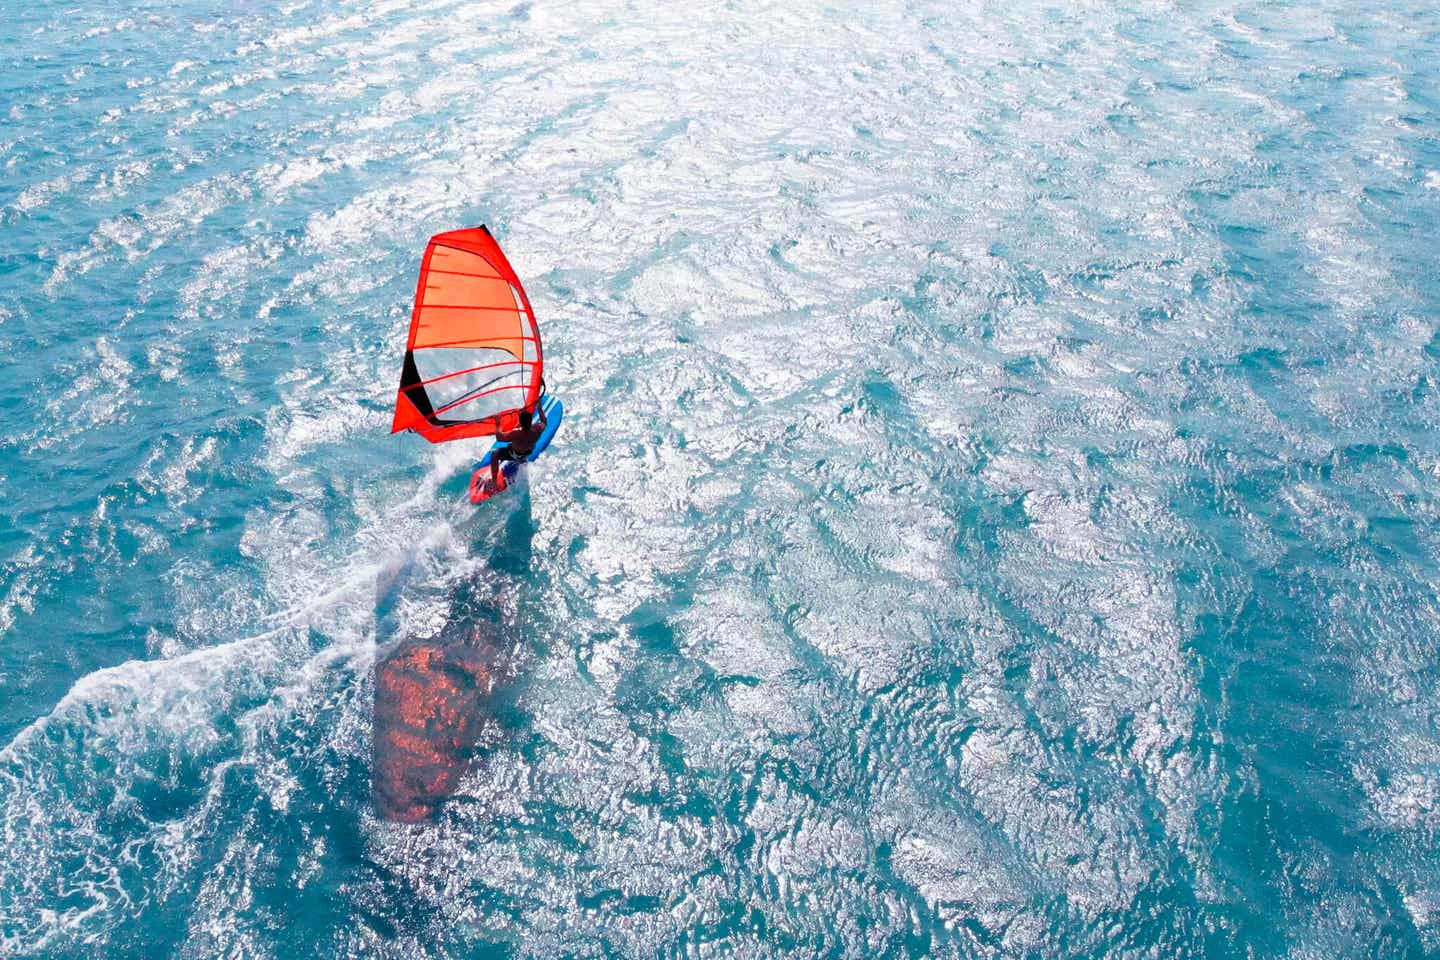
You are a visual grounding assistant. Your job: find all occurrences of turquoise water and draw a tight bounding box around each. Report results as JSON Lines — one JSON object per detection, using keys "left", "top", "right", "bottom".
{"left": 3, "top": 0, "right": 1440, "bottom": 955}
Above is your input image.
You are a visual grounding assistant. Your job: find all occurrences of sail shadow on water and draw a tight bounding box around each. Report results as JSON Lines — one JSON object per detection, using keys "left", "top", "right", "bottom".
{"left": 371, "top": 483, "right": 536, "bottom": 824}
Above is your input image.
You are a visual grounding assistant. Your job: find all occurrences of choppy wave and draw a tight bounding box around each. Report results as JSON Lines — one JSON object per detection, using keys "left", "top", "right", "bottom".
{"left": 3, "top": 0, "right": 1440, "bottom": 956}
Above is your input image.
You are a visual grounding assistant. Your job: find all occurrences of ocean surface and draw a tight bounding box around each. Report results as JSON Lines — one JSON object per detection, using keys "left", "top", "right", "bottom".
{"left": 3, "top": 0, "right": 1440, "bottom": 956}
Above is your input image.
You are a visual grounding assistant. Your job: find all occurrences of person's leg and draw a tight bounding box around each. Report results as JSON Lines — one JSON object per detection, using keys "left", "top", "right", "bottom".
{"left": 490, "top": 447, "right": 517, "bottom": 491}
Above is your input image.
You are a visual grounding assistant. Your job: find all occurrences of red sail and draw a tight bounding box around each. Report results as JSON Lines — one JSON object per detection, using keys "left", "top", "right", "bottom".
{"left": 390, "top": 226, "right": 544, "bottom": 443}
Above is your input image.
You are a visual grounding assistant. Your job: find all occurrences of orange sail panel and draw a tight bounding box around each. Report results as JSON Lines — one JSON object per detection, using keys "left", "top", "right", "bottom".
{"left": 391, "top": 226, "right": 543, "bottom": 443}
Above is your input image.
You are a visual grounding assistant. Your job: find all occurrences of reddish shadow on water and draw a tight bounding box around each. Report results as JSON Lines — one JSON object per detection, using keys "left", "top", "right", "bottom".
{"left": 371, "top": 626, "right": 506, "bottom": 823}
{"left": 371, "top": 499, "right": 535, "bottom": 824}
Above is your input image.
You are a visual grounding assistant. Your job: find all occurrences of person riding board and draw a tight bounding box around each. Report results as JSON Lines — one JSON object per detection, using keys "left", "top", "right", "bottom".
{"left": 484, "top": 402, "right": 546, "bottom": 494}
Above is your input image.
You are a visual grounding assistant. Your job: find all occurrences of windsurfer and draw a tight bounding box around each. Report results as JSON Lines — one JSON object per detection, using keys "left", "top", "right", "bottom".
{"left": 486, "top": 403, "right": 546, "bottom": 492}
